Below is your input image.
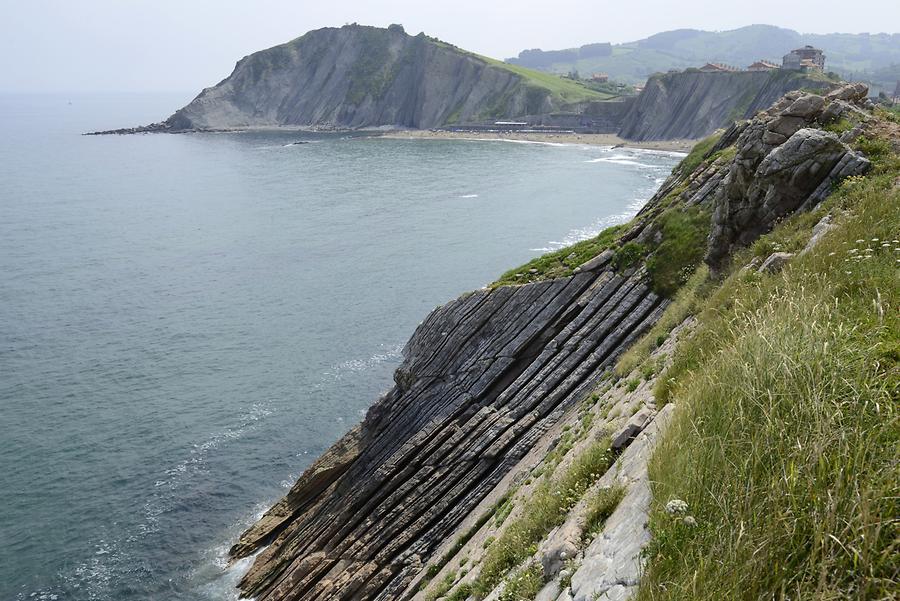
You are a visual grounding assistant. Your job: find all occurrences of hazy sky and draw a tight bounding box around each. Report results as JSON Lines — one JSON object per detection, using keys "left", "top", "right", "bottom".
{"left": 2, "top": 0, "right": 899, "bottom": 93}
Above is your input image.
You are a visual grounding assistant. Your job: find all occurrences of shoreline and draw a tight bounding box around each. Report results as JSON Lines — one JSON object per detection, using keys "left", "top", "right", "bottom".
{"left": 376, "top": 130, "right": 696, "bottom": 152}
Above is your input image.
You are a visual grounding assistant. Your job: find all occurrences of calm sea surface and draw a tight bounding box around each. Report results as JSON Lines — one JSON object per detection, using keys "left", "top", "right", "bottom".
{"left": 0, "top": 93, "right": 680, "bottom": 600}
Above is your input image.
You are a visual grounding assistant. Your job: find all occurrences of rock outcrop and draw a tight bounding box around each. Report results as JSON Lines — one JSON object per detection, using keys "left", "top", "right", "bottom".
{"left": 230, "top": 84, "right": 879, "bottom": 601}
{"left": 103, "top": 25, "right": 605, "bottom": 133}
{"left": 618, "top": 70, "right": 836, "bottom": 141}
{"left": 705, "top": 89, "right": 871, "bottom": 268}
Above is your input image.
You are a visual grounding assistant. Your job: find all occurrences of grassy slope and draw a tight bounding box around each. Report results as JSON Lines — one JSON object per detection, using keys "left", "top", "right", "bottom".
{"left": 477, "top": 55, "right": 616, "bottom": 104}
{"left": 633, "top": 133, "right": 899, "bottom": 599}
{"left": 428, "top": 37, "right": 614, "bottom": 106}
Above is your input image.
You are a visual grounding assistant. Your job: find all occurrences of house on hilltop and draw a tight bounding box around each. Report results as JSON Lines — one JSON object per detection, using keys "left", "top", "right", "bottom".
{"left": 783, "top": 46, "right": 825, "bottom": 71}
{"left": 699, "top": 63, "right": 740, "bottom": 73}
{"left": 747, "top": 60, "right": 779, "bottom": 72}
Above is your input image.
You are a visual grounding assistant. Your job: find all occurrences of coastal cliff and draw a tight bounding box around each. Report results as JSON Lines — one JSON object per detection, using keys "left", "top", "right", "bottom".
{"left": 227, "top": 83, "right": 897, "bottom": 601}
{"left": 118, "top": 25, "right": 606, "bottom": 132}
{"left": 91, "top": 24, "right": 840, "bottom": 142}
{"left": 618, "top": 69, "right": 837, "bottom": 141}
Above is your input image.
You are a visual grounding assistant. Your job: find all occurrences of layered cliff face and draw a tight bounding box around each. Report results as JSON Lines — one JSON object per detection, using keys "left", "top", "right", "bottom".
{"left": 144, "top": 25, "right": 605, "bottom": 132}
{"left": 618, "top": 69, "right": 837, "bottom": 141}
{"left": 229, "top": 84, "right": 880, "bottom": 601}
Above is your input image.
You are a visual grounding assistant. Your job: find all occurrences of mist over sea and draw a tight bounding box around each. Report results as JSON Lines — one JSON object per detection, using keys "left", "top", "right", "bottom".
{"left": 0, "top": 93, "right": 680, "bottom": 600}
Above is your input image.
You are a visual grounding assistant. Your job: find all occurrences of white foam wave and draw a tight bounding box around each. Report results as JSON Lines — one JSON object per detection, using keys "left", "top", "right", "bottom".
{"left": 459, "top": 194, "right": 479, "bottom": 199}
{"left": 586, "top": 156, "right": 656, "bottom": 168}
{"left": 323, "top": 344, "right": 403, "bottom": 380}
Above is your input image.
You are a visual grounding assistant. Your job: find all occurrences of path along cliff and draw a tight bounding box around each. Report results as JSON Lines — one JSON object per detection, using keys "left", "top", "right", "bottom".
{"left": 229, "top": 83, "right": 895, "bottom": 601}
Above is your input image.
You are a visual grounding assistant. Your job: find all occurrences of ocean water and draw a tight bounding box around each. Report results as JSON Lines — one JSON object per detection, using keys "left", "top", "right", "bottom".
{"left": 0, "top": 93, "right": 681, "bottom": 601}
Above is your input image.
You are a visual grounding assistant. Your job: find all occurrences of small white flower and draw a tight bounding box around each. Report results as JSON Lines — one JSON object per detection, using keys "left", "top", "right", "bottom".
{"left": 871, "top": 238, "right": 879, "bottom": 242}
{"left": 682, "top": 515, "right": 698, "bottom": 527}
{"left": 828, "top": 252, "right": 836, "bottom": 256}
{"left": 665, "top": 499, "right": 689, "bottom": 515}
{"left": 856, "top": 239, "right": 865, "bottom": 243}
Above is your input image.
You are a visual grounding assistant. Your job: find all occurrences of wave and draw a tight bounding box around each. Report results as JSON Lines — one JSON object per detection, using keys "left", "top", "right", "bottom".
{"left": 586, "top": 156, "right": 656, "bottom": 168}
{"left": 459, "top": 194, "right": 479, "bottom": 199}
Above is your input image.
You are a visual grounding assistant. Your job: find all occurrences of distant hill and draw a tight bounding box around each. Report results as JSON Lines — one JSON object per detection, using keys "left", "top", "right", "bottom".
{"left": 507, "top": 25, "right": 900, "bottom": 92}
{"left": 125, "top": 24, "right": 613, "bottom": 132}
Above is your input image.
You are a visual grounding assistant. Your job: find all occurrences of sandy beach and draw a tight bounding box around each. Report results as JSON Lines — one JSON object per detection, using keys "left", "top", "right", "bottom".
{"left": 376, "top": 129, "right": 697, "bottom": 152}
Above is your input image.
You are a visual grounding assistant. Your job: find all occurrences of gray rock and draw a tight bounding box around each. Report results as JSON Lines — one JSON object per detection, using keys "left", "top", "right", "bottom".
{"left": 578, "top": 249, "right": 614, "bottom": 272}
{"left": 706, "top": 117, "right": 870, "bottom": 269}
{"left": 825, "top": 83, "right": 869, "bottom": 103}
{"left": 757, "top": 252, "right": 795, "bottom": 273}
{"left": 783, "top": 94, "right": 825, "bottom": 119}
{"left": 569, "top": 405, "right": 675, "bottom": 601}
{"left": 800, "top": 215, "right": 835, "bottom": 255}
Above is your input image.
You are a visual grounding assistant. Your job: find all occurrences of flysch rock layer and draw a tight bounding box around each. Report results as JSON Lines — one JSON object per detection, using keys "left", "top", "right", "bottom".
{"left": 231, "top": 83, "right": 876, "bottom": 601}
{"left": 231, "top": 266, "right": 669, "bottom": 601}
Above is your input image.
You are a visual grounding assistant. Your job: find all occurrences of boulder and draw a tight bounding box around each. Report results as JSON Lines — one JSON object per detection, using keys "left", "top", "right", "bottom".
{"left": 783, "top": 94, "right": 826, "bottom": 119}
{"left": 825, "top": 83, "right": 869, "bottom": 104}
{"left": 758, "top": 252, "right": 795, "bottom": 273}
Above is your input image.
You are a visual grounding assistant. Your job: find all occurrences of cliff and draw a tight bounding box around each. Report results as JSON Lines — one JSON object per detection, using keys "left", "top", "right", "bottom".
{"left": 227, "top": 83, "right": 892, "bottom": 601}
{"left": 618, "top": 69, "right": 837, "bottom": 141}
{"left": 116, "top": 25, "right": 607, "bottom": 132}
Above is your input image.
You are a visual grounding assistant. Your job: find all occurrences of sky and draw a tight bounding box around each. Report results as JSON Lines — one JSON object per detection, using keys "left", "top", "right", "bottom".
{"left": 1, "top": 0, "right": 899, "bottom": 93}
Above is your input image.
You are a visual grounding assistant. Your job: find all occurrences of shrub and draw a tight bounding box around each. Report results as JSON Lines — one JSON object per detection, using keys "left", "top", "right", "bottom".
{"left": 646, "top": 208, "right": 711, "bottom": 297}
{"left": 613, "top": 241, "right": 648, "bottom": 270}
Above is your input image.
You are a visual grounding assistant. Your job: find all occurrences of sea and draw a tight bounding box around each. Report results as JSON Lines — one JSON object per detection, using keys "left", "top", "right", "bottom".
{"left": 0, "top": 93, "right": 681, "bottom": 601}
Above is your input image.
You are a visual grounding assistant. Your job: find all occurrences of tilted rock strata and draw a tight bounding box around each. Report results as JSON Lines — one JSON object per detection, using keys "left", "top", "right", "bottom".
{"left": 617, "top": 69, "right": 835, "bottom": 141}
{"left": 231, "top": 266, "right": 670, "bottom": 600}
{"left": 114, "top": 25, "right": 594, "bottom": 133}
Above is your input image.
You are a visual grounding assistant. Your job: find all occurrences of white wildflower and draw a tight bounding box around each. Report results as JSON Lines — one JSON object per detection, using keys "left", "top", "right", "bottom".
{"left": 665, "top": 499, "right": 689, "bottom": 515}
{"left": 682, "top": 515, "right": 698, "bottom": 527}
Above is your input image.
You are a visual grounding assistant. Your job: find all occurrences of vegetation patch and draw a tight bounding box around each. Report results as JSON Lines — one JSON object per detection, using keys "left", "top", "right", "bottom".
{"left": 675, "top": 133, "right": 721, "bottom": 176}
{"left": 583, "top": 485, "right": 626, "bottom": 538}
{"left": 473, "top": 439, "right": 615, "bottom": 597}
{"left": 492, "top": 225, "right": 624, "bottom": 287}
{"left": 638, "top": 139, "right": 899, "bottom": 600}
{"left": 612, "top": 241, "right": 648, "bottom": 270}
{"left": 646, "top": 207, "right": 711, "bottom": 297}
{"left": 616, "top": 265, "right": 711, "bottom": 376}
{"left": 498, "top": 562, "right": 544, "bottom": 601}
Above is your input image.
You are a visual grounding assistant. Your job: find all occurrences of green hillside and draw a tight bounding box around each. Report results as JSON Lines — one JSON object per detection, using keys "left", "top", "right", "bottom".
{"left": 508, "top": 25, "right": 900, "bottom": 92}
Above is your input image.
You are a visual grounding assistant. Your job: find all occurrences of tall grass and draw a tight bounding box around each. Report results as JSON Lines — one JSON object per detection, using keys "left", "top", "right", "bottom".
{"left": 637, "top": 158, "right": 899, "bottom": 599}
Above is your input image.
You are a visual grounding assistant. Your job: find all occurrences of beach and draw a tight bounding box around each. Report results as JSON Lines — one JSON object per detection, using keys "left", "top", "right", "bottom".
{"left": 377, "top": 129, "right": 697, "bottom": 152}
